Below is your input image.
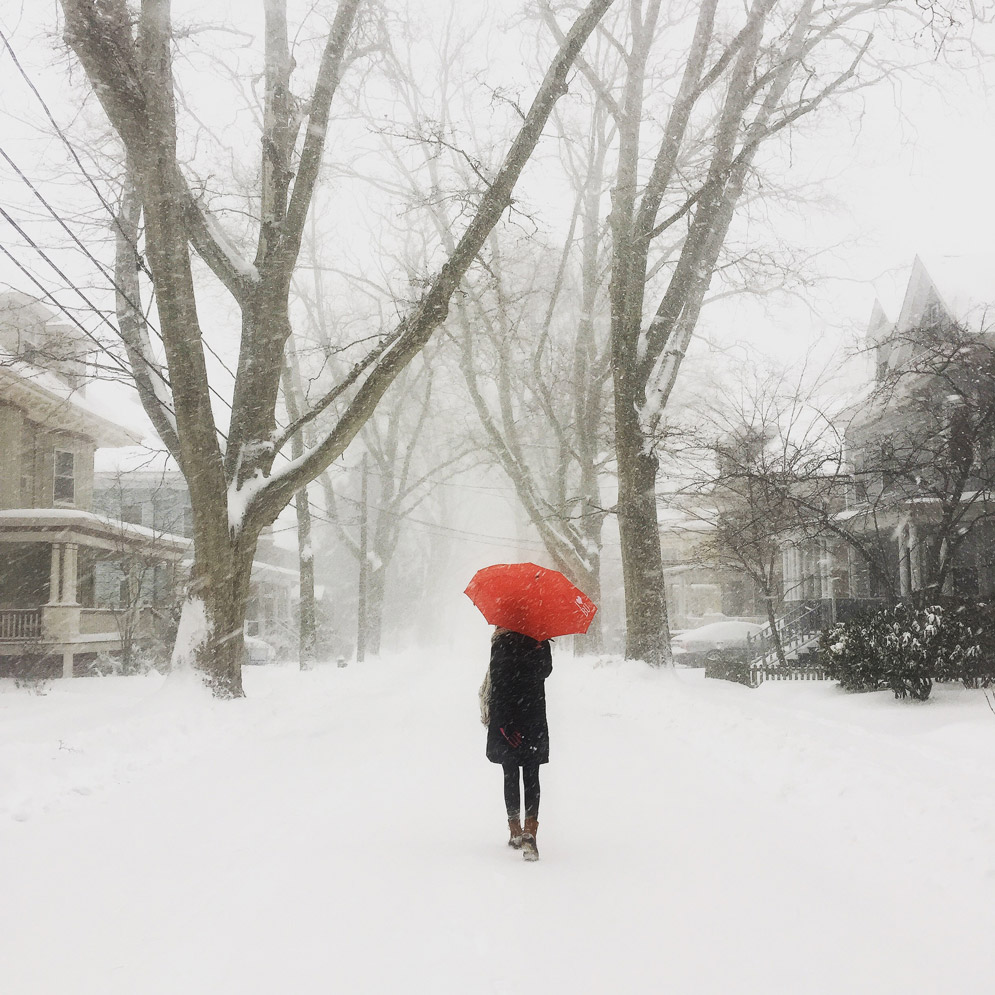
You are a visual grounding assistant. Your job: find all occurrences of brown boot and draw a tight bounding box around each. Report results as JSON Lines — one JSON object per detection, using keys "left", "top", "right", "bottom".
{"left": 508, "top": 817, "right": 524, "bottom": 849}
{"left": 521, "top": 817, "right": 539, "bottom": 861}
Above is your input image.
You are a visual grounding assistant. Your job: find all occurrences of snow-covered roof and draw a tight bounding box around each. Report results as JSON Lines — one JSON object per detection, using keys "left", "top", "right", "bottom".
{"left": 0, "top": 356, "right": 143, "bottom": 448}
{"left": 0, "top": 290, "right": 56, "bottom": 334}
{"left": 0, "top": 508, "right": 190, "bottom": 556}
{"left": 868, "top": 254, "right": 995, "bottom": 341}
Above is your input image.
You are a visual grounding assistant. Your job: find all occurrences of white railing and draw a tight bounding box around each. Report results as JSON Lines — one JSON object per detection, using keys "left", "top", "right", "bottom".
{"left": 0, "top": 609, "right": 42, "bottom": 640}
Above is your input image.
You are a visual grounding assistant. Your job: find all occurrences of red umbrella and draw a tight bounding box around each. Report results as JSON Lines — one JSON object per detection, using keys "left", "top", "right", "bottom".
{"left": 464, "top": 562, "right": 598, "bottom": 642}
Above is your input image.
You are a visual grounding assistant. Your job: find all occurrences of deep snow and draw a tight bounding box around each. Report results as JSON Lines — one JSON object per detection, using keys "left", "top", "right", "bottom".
{"left": 2, "top": 652, "right": 994, "bottom": 994}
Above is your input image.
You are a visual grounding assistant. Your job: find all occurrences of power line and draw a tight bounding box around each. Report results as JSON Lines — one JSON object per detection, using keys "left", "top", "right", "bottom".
{"left": 0, "top": 142, "right": 243, "bottom": 426}
{"left": 0, "top": 30, "right": 247, "bottom": 423}
{"left": 0, "top": 29, "right": 152, "bottom": 280}
{"left": 0, "top": 246, "right": 138, "bottom": 388}
{"left": 0, "top": 145, "right": 174, "bottom": 387}
{"left": 321, "top": 488, "right": 550, "bottom": 548}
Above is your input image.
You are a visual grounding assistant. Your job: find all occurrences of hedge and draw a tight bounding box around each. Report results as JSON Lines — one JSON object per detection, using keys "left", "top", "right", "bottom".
{"left": 820, "top": 602, "right": 995, "bottom": 701}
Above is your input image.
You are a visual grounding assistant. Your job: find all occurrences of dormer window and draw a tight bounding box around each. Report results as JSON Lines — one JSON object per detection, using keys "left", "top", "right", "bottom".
{"left": 54, "top": 449, "right": 75, "bottom": 505}
{"left": 923, "top": 300, "right": 944, "bottom": 328}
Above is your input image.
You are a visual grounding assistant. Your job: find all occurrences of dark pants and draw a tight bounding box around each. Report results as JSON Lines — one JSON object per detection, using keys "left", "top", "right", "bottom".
{"left": 503, "top": 762, "right": 540, "bottom": 820}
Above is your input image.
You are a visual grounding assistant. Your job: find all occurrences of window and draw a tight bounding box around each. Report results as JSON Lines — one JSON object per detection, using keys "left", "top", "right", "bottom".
{"left": 53, "top": 449, "right": 75, "bottom": 505}
{"left": 879, "top": 442, "right": 897, "bottom": 493}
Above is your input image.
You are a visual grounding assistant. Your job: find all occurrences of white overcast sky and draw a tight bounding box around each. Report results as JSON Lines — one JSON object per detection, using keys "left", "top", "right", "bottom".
{"left": 2, "top": 1, "right": 994, "bottom": 383}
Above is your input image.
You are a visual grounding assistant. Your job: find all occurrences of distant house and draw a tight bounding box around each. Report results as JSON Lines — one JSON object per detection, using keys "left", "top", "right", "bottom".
{"left": 0, "top": 293, "right": 187, "bottom": 677}
{"left": 92, "top": 469, "right": 299, "bottom": 654}
{"left": 659, "top": 512, "right": 769, "bottom": 629}
{"left": 782, "top": 258, "right": 995, "bottom": 610}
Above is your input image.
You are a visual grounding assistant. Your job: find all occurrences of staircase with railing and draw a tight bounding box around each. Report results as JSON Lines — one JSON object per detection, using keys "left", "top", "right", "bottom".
{"left": 746, "top": 602, "right": 832, "bottom": 668}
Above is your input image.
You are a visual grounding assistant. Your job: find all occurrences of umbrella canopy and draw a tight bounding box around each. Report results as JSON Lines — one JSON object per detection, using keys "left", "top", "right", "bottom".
{"left": 464, "top": 562, "right": 597, "bottom": 643}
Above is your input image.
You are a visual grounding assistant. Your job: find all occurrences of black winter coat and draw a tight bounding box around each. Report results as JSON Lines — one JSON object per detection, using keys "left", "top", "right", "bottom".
{"left": 485, "top": 630, "right": 553, "bottom": 766}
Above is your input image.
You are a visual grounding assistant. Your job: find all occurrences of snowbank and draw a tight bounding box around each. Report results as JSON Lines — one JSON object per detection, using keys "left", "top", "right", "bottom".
{"left": 1, "top": 655, "right": 993, "bottom": 994}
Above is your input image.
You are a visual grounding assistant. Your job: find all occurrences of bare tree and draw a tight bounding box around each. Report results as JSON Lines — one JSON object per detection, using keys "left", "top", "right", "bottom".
{"left": 452, "top": 230, "right": 613, "bottom": 648}
{"left": 317, "top": 358, "right": 468, "bottom": 655}
{"left": 544, "top": 0, "right": 932, "bottom": 664}
{"left": 279, "top": 345, "right": 317, "bottom": 669}
{"left": 63, "top": 0, "right": 615, "bottom": 695}
{"left": 676, "top": 319, "right": 995, "bottom": 626}
{"left": 674, "top": 358, "right": 847, "bottom": 663}
{"left": 360, "top": 28, "right": 618, "bottom": 648}
{"left": 91, "top": 469, "right": 185, "bottom": 670}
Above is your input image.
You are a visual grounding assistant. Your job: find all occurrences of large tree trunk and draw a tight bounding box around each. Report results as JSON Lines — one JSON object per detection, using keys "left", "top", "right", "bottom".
{"left": 763, "top": 594, "right": 788, "bottom": 668}
{"left": 294, "top": 485, "right": 317, "bottom": 669}
{"left": 66, "top": 0, "right": 617, "bottom": 695}
{"left": 614, "top": 404, "right": 671, "bottom": 665}
{"left": 173, "top": 535, "right": 258, "bottom": 697}
{"left": 366, "top": 567, "right": 386, "bottom": 656}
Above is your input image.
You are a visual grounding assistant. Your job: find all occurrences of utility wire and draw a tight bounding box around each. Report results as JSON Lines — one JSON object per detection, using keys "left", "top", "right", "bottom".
{"left": 0, "top": 239, "right": 135, "bottom": 384}
{"left": 0, "top": 141, "right": 243, "bottom": 428}
{"left": 0, "top": 145, "right": 173, "bottom": 388}
{"left": 0, "top": 29, "right": 153, "bottom": 280}
{"left": 0, "top": 30, "right": 245, "bottom": 416}
{"left": 0, "top": 208, "right": 145, "bottom": 379}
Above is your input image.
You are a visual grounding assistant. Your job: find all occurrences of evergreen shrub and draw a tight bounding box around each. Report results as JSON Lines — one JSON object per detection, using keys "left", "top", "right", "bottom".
{"left": 821, "top": 602, "right": 995, "bottom": 701}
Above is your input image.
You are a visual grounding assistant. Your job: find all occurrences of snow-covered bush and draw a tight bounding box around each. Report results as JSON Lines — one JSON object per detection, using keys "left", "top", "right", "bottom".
{"left": 933, "top": 602, "right": 995, "bottom": 689}
{"left": 820, "top": 610, "right": 889, "bottom": 693}
{"left": 821, "top": 602, "right": 995, "bottom": 700}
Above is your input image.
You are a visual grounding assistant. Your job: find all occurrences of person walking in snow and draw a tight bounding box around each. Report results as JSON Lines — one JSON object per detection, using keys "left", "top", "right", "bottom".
{"left": 483, "top": 626, "right": 553, "bottom": 861}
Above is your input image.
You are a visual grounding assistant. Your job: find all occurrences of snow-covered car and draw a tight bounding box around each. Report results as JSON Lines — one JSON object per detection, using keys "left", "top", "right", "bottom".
{"left": 244, "top": 635, "right": 277, "bottom": 665}
{"left": 671, "top": 620, "right": 764, "bottom": 665}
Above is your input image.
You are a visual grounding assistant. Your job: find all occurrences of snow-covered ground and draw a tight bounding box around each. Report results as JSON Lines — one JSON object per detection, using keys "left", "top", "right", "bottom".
{"left": 2, "top": 652, "right": 994, "bottom": 994}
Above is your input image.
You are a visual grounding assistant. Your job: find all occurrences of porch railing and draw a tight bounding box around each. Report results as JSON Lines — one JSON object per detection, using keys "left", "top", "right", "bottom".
{"left": 745, "top": 597, "right": 891, "bottom": 668}
{"left": 746, "top": 602, "right": 832, "bottom": 667}
{"left": 0, "top": 609, "right": 42, "bottom": 641}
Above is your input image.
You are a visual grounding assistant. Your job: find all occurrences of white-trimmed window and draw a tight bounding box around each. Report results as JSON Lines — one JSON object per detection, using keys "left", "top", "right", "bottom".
{"left": 53, "top": 449, "right": 75, "bottom": 505}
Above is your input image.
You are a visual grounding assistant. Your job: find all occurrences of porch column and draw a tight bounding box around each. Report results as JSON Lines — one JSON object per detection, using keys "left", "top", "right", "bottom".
{"left": 48, "top": 543, "right": 63, "bottom": 604}
{"left": 62, "top": 650, "right": 74, "bottom": 680}
{"left": 909, "top": 522, "right": 922, "bottom": 591}
{"left": 940, "top": 539, "right": 955, "bottom": 594}
{"left": 62, "top": 543, "right": 79, "bottom": 605}
{"left": 819, "top": 541, "right": 832, "bottom": 601}
{"left": 899, "top": 527, "right": 911, "bottom": 597}
{"left": 782, "top": 547, "right": 791, "bottom": 599}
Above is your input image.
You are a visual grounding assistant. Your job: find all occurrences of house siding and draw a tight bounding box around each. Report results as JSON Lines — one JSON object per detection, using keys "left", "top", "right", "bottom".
{"left": 0, "top": 402, "right": 23, "bottom": 509}
{"left": 29, "top": 430, "right": 94, "bottom": 511}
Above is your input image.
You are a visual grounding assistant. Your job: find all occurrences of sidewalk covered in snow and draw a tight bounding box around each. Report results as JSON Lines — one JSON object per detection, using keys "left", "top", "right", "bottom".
{"left": 2, "top": 654, "right": 994, "bottom": 994}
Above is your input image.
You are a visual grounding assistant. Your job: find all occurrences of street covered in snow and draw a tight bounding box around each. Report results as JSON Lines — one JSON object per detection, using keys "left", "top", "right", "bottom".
{"left": 2, "top": 652, "right": 994, "bottom": 994}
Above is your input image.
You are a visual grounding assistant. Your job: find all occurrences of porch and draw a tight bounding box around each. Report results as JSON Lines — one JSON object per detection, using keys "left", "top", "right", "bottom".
{"left": 0, "top": 510, "right": 188, "bottom": 677}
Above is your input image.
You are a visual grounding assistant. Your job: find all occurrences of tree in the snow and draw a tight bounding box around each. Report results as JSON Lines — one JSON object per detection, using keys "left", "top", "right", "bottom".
{"left": 63, "top": 0, "right": 616, "bottom": 695}
{"left": 673, "top": 358, "right": 848, "bottom": 665}
{"left": 370, "top": 26, "right": 618, "bottom": 646}
{"left": 546, "top": 0, "right": 953, "bottom": 664}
